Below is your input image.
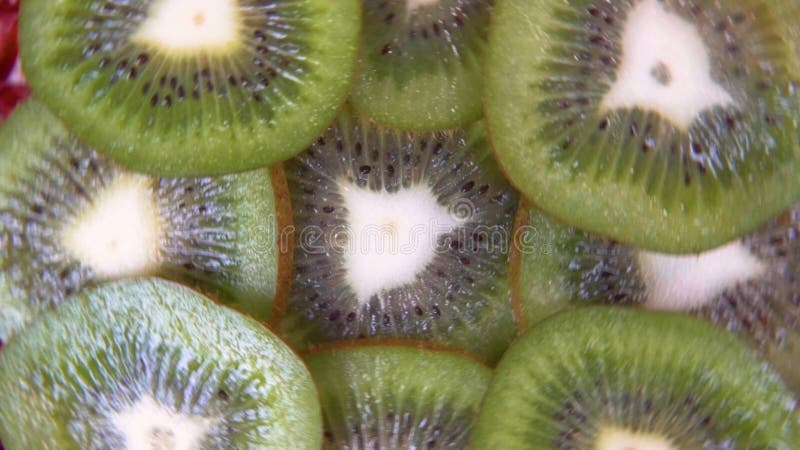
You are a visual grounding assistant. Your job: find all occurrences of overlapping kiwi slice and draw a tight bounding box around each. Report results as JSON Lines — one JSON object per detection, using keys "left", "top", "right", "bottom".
{"left": 350, "top": 0, "right": 492, "bottom": 131}
{"left": 19, "top": 0, "right": 361, "bottom": 175}
{"left": 279, "top": 111, "right": 519, "bottom": 363}
{"left": 0, "top": 278, "right": 322, "bottom": 449}
{"left": 0, "top": 101, "right": 291, "bottom": 344}
{"left": 305, "top": 342, "right": 491, "bottom": 449}
{"left": 472, "top": 307, "right": 800, "bottom": 449}
{"left": 486, "top": 0, "right": 800, "bottom": 253}
{"left": 512, "top": 201, "right": 800, "bottom": 390}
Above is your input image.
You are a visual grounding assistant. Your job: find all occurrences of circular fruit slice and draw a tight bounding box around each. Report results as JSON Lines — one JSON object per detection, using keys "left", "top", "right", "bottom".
{"left": 279, "top": 112, "right": 519, "bottom": 363}
{"left": 305, "top": 342, "right": 491, "bottom": 449}
{"left": 472, "top": 307, "right": 800, "bottom": 449}
{"left": 0, "top": 101, "right": 290, "bottom": 344}
{"left": 351, "top": 0, "right": 491, "bottom": 131}
{"left": 0, "top": 278, "right": 321, "bottom": 449}
{"left": 486, "top": 0, "right": 800, "bottom": 253}
{"left": 19, "top": 0, "right": 361, "bottom": 175}
{"left": 512, "top": 201, "right": 800, "bottom": 391}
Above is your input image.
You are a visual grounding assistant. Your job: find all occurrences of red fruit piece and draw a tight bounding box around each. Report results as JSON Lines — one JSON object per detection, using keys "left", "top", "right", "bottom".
{"left": 0, "top": 83, "right": 29, "bottom": 119}
{"left": 0, "top": 14, "right": 17, "bottom": 81}
{"left": 0, "top": 0, "right": 19, "bottom": 13}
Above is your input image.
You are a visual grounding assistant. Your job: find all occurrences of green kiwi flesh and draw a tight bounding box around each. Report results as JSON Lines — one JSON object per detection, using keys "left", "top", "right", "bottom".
{"left": 350, "top": 0, "right": 491, "bottom": 131}
{"left": 279, "top": 111, "right": 519, "bottom": 363}
{"left": 0, "top": 101, "right": 286, "bottom": 345}
{"left": 0, "top": 278, "right": 321, "bottom": 449}
{"left": 486, "top": 0, "right": 800, "bottom": 253}
{"left": 19, "top": 0, "right": 361, "bottom": 176}
{"left": 513, "top": 201, "right": 800, "bottom": 391}
{"left": 305, "top": 343, "right": 491, "bottom": 449}
{"left": 472, "top": 307, "right": 800, "bottom": 449}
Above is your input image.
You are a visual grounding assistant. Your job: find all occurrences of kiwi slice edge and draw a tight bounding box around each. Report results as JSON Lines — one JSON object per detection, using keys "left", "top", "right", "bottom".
{"left": 485, "top": 0, "right": 800, "bottom": 253}
{"left": 472, "top": 306, "right": 800, "bottom": 449}
{"left": 0, "top": 277, "right": 323, "bottom": 449}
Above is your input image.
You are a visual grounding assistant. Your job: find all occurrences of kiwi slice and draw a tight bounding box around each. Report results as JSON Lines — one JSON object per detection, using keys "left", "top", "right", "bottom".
{"left": 278, "top": 111, "right": 519, "bottom": 363}
{"left": 0, "top": 100, "right": 291, "bottom": 344}
{"left": 472, "top": 307, "right": 800, "bottom": 449}
{"left": 512, "top": 201, "right": 800, "bottom": 390}
{"left": 18, "top": 0, "right": 360, "bottom": 176}
{"left": 0, "top": 278, "right": 321, "bottom": 449}
{"left": 485, "top": 0, "right": 800, "bottom": 253}
{"left": 305, "top": 342, "right": 491, "bottom": 449}
{"left": 350, "top": 0, "right": 492, "bottom": 131}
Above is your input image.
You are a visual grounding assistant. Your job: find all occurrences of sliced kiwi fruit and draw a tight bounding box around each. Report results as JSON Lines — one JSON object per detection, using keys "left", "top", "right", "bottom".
{"left": 18, "top": 0, "right": 361, "bottom": 176}
{"left": 485, "top": 0, "right": 800, "bottom": 253}
{"left": 278, "top": 111, "right": 519, "bottom": 363}
{"left": 512, "top": 201, "right": 800, "bottom": 391}
{"left": 472, "top": 307, "right": 800, "bottom": 449}
{"left": 305, "top": 342, "right": 491, "bottom": 449}
{"left": 0, "top": 100, "right": 291, "bottom": 344}
{"left": 0, "top": 278, "right": 322, "bottom": 449}
{"left": 350, "top": 0, "right": 492, "bottom": 131}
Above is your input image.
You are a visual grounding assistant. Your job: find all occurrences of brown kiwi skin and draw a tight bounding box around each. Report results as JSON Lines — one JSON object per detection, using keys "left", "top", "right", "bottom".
{"left": 508, "top": 199, "right": 530, "bottom": 333}
{"left": 268, "top": 163, "right": 295, "bottom": 325}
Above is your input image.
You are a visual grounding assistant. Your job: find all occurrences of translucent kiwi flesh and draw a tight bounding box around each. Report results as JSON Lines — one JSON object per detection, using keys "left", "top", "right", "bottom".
{"left": 279, "top": 112, "right": 519, "bottom": 363}
{"left": 0, "top": 101, "right": 288, "bottom": 344}
{"left": 19, "top": 0, "right": 361, "bottom": 175}
{"left": 305, "top": 343, "right": 491, "bottom": 450}
{"left": 472, "top": 307, "right": 800, "bottom": 449}
{"left": 486, "top": 0, "right": 800, "bottom": 253}
{"left": 351, "top": 0, "right": 491, "bottom": 130}
{"left": 512, "top": 201, "right": 800, "bottom": 391}
{"left": 0, "top": 278, "right": 322, "bottom": 449}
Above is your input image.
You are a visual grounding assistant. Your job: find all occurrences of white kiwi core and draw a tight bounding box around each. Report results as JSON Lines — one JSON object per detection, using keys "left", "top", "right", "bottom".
{"left": 133, "top": 0, "right": 241, "bottom": 53}
{"left": 62, "top": 174, "right": 162, "bottom": 280}
{"left": 595, "top": 427, "right": 676, "bottom": 450}
{"left": 407, "top": 0, "right": 440, "bottom": 13}
{"left": 111, "top": 396, "right": 219, "bottom": 450}
{"left": 638, "top": 241, "right": 766, "bottom": 311}
{"left": 340, "top": 183, "right": 462, "bottom": 305}
{"left": 601, "top": 0, "right": 735, "bottom": 130}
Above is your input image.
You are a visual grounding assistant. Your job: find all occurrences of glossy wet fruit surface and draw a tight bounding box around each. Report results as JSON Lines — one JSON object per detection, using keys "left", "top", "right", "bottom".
{"left": 1, "top": 1, "right": 799, "bottom": 448}
{"left": 486, "top": 0, "right": 800, "bottom": 253}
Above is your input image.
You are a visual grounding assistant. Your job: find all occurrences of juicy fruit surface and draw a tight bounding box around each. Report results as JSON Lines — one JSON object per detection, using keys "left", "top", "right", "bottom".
{"left": 513, "top": 201, "right": 800, "bottom": 391}
{"left": 351, "top": 0, "right": 491, "bottom": 130}
{"left": 0, "top": 278, "right": 322, "bottom": 449}
{"left": 472, "top": 307, "right": 800, "bottom": 449}
{"left": 280, "top": 114, "right": 518, "bottom": 362}
{"left": 486, "top": 0, "right": 800, "bottom": 253}
{"left": 0, "top": 101, "right": 284, "bottom": 344}
{"left": 305, "top": 344, "right": 491, "bottom": 449}
{"left": 19, "top": 0, "right": 361, "bottom": 175}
